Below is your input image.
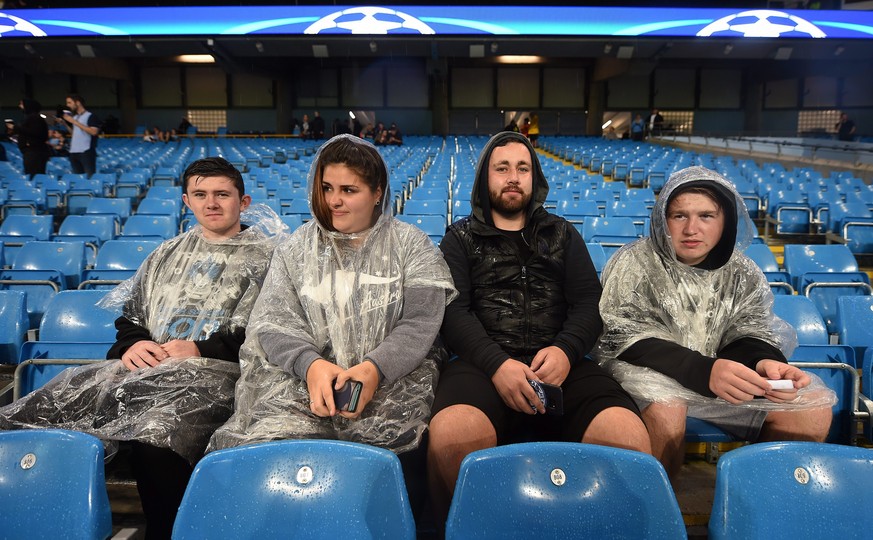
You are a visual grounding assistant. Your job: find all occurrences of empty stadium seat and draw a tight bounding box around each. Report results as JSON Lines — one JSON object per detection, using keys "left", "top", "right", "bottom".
{"left": 396, "top": 214, "right": 445, "bottom": 243}
{"left": 743, "top": 244, "right": 793, "bottom": 294}
{"left": 79, "top": 239, "right": 159, "bottom": 289}
{"left": 0, "top": 215, "right": 54, "bottom": 263}
{"left": 0, "top": 429, "right": 112, "bottom": 540}
{"left": 119, "top": 214, "right": 178, "bottom": 241}
{"left": 446, "top": 442, "right": 686, "bottom": 540}
{"left": 0, "top": 290, "right": 27, "bottom": 364}
{"left": 772, "top": 295, "right": 828, "bottom": 345}
{"left": 581, "top": 217, "right": 639, "bottom": 258}
{"left": 710, "top": 442, "right": 873, "bottom": 540}
{"left": 783, "top": 244, "right": 872, "bottom": 334}
{"left": 836, "top": 295, "right": 873, "bottom": 361}
{"left": 55, "top": 215, "right": 117, "bottom": 266}
{"left": 173, "top": 440, "right": 415, "bottom": 539}
{"left": 0, "top": 241, "right": 87, "bottom": 328}
{"left": 585, "top": 242, "right": 607, "bottom": 276}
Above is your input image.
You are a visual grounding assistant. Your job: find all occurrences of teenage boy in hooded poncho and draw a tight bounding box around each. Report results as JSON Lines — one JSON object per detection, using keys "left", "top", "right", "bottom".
{"left": 597, "top": 166, "right": 832, "bottom": 478}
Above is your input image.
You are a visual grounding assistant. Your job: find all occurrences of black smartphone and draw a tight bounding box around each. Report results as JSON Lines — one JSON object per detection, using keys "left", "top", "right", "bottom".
{"left": 528, "top": 379, "right": 564, "bottom": 416}
{"left": 333, "top": 380, "right": 363, "bottom": 413}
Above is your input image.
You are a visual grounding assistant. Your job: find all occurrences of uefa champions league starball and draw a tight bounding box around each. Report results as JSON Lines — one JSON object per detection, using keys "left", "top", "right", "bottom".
{"left": 305, "top": 7, "right": 435, "bottom": 35}
{"left": 697, "top": 10, "right": 826, "bottom": 38}
{"left": 0, "top": 12, "right": 46, "bottom": 37}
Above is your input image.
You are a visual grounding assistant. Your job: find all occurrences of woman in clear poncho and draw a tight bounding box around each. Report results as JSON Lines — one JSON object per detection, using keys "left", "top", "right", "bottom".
{"left": 209, "top": 135, "right": 457, "bottom": 459}
{"left": 596, "top": 166, "right": 833, "bottom": 477}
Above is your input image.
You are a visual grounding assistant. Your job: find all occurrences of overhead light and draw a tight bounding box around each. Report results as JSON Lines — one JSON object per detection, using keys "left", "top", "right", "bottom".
{"left": 176, "top": 54, "right": 216, "bottom": 63}
{"left": 312, "top": 44, "right": 329, "bottom": 58}
{"left": 723, "top": 44, "right": 733, "bottom": 55}
{"left": 77, "top": 44, "right": 95, "bottom": 58}
{"left": 495, "top": 55, "right": 544, "bottom": 64}
{"left": 774, "top": 46, "right": 792, "bottom": 60}
{"left": 602, "top": 119, "right": 612, "bottom": 130}
{"left": 369, "top": 40, "right": 377, "bottom": 53}
{"left": 206, "top": 38, "right": 214, "bottom": 48}
{"left": 834, "top": 46, "right": 845, "bottom": 56}
{"left": 255, "top": 41, "right": 264, "bottom": 53}
{"left": 24, "top": 43, "right": 35, "bottom": 54}
{"left": 490, "top": 42, "right": 498, "bottom": 54}
{"left": 348, "top": 111, "right": 356, "bottom": 120}
{"left": 616, "top": 45, "right": 634, "bottom": 59}
{"left": 603, "top": 43, "right": 612, "bottom": 55}
{"left": 135, "top": 42, "right": 146, "bottom": 54}
{"left": 469, "top": 44, "right": 485, "bottom": 58}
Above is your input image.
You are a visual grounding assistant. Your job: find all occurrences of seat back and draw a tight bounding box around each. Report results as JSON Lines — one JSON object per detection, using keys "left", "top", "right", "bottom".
{"left": 586, "top": 242, "right": 608, "bottom": 275}
{"left": 743, "top": 244, "right": 780, "bottom": 273}
{"left": 837, "top": 296, "right": 873, "bottom": 360}
{"left": 396, "top": 214, "right": 446, "bottom": 243}
{"left": 772, "top": 295, "right": 828, "bottom": 345}
{"left": 173, "top": 440, "right": 415, "bottom": 539}
{"left": 710, "top": 441, "right": 873, "bottom": 540}
{"left": 86, "top": 197, "right": 132, "bottom": 221}
{"left": 0, "top": 429, "right": 112, "bottom": 540}
{"left": 39, "top": 290, "right": 118, "bottom": 342}
{"left": 0, "top": 214, "right": 53, "bottom": 240}
{"left": 57, "top": 215, "right": 116, "bottom": 244}
{"left": 121, "top": 214, "right": 178, "bottom": 240}
{"left": 783, "top": 244, "right": 860, "bottom": 287}
{"left": 446, "top": 442, "right": 686, "bottom": 540}
{"left": 12, "top": 241, "right": 86, "bottom": 289}
{"left": 94, "top": 239, "right": 159, "bottom": 270}
{"left": 0, "top": 290, "right": 27, "bottom": 364}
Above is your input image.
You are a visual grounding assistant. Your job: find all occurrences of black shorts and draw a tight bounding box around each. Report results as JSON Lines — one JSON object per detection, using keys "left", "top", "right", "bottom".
{"left": 431, "top": 358, "right": 641, "bottom": 445}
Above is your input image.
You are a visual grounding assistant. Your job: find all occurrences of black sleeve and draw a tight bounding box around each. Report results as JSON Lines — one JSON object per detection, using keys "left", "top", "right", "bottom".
{"left": 193, "top": 327, "right": 246, "bottom": 363}
{"left": 105, "top": 316, "right": 245, "bottom": 363}
{"left": 618, "top": 337, "right": 718, "bottom": 397}
{"left": 552, "top": 224, "right": 603, "bottom": 362}
{"left": 718, "top": 337, "right": 787, "bottom": 369}
{"left": 439, "top": 229, "right": 511, "bottom": 377}
{"left": 106, "top": 316, "right": 153, "bottom": 360}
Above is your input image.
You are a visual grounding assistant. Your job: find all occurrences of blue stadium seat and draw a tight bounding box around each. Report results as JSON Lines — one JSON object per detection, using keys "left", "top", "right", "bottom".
{"left": 86, "top": 197, "right": 131, "bottom": 230}
{"left": 173, "top": 440, "right": 415, "bottom": 539}
{"left": 279, "top": 214, "right": 304, "bottom": 232}
{"left": 0, "top": 291, "right": 27, "bottom": 364}
{"left": 0, "top": 215, "right": 54, "bottom": 263}
{"left": 0, "top": 430, "right": 112, "bottom": 540}
{"left": 783, "top": 244, "right": 872, "bottom": 334}
{"left": 120, "top": 214, "right": 178, "bottom": 241}
{"left": 581, "top": 217, "right": 638, "bottom": 258}
{"left": 135, "top": 198, "right": 181, "bottom": 226}
{"left": 836, "top": 295, "right": 873, "bottom": 362}
{"left": 710, "top": 442, "right": 873, "bottom": 540}
{"left": 446, "top": 442, "right": 685, "bottom": 540}
{"left": 396, "top": 214, "right": 446, "bottom": 244}
{"left": 585, "top": 242, "right": 607, "bottom": 276}
{"left": 1, "top": 241, "right": 86, "bottom": 328}
{"left": 280, "top": 197, "right": 312, "bottom": 219}
{"left": 743, "top": 244, "right": 793, "bottom": 294}
{"left": 79, "top": 239, "right": 159, "bottom": 289}
{"left": 55, "top": 215, "right": 117, "bottom": 267}
{"left": 772, "top": 295, "right": 828, "bottom": 345}
{"left": 403, "top": 199, "right": 448, "bottom": 218}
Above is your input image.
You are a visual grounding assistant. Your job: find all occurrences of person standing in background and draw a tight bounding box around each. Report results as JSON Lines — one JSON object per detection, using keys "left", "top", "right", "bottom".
{"left": 15, "top": 98, "right": 49, "bottom": 178}
{"left": 63, "top": 94, "right": 101, "bottom": 177}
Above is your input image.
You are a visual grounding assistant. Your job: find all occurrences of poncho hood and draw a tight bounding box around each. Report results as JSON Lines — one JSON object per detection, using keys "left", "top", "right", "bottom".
{"left": 652, "top": 166, "right": 756, "bottom": 270}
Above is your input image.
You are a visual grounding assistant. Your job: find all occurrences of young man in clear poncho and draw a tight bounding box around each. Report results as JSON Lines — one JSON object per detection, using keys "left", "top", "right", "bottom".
{"left": 0, "top": 157, "right": 285, "bottom": 539}
{"left": 428, "top": 132, "right": 652, "bottom": 522}
{"left": 207, "top": 135, "right": 457, "bottom": 508}
{"left": 596, "top": 166, "right": 833, "bottom": 478}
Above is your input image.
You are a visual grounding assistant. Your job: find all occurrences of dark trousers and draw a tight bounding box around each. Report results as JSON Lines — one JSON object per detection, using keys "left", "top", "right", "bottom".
{"left": 23, "top": 150, "right": 49, "bottom": 178}
{"left": 69, "top": 149, "right": 97, "bottom": 177}
{"left": 129, "top": 442, "right": 194, "bottom": 540}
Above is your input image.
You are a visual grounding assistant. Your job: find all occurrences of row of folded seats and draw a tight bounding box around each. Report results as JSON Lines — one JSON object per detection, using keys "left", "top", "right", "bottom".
{"left": 3, "top": 429, "right": 871, "bottom": 539}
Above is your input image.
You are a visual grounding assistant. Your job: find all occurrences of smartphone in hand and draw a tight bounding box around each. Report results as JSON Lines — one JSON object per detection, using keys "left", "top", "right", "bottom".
{"left": 528, "top": 379, "right": 564, "bottom": 416}
{"left": 334, "top": 380, "right": 363, "bottom": 413}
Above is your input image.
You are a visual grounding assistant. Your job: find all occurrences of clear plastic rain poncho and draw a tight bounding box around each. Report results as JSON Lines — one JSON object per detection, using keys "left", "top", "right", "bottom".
{"left": 0, "top": 204, "right": 285, "bottom": 463}
{"left": 209, "top": 135, "right": 457, "bottom": 454}
{"left": 596, "top": 166, "right": 835, "bottom": 410}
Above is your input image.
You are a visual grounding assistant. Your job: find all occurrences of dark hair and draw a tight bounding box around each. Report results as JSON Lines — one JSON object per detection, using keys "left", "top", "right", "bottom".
{"left": 183, "top": 157, "right": 245, "bottom": 196}
{"left": 668, "top": 186, "right": 722, "bottom": 212}
{"left": 65, "top": 94, "right": 85, "bottom": 107}
{"left": 311, "top": 136, "right": 387, "bottom": 232}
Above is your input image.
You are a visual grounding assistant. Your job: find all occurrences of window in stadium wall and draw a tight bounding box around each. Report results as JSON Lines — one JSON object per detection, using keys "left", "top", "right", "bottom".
{"left": 662, "top": 111, "right": 694, "bottom": 135}
{"left": 797, "top": 110, "right": 841, "bottom": 137}
{"left": 188, "top": 110, "right": 227, "bottom": 134}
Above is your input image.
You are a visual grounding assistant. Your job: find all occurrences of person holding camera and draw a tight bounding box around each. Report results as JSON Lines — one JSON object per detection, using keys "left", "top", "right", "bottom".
{"left": 63, "top": 94, "right": 101, "bottom": 177}
{"left": 208, "top": 135, "right": 456, "bottom": 513}
{"left": 428, "top": 132, "right": 651, "bottom": 524}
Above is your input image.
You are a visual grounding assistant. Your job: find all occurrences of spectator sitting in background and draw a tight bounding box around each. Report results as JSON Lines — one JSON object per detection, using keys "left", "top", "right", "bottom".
{"left": 386, "top": 122, "right": 403, "bottom": 145}
{"left": 835, "top": 113, "right": 856, "bottom": 142}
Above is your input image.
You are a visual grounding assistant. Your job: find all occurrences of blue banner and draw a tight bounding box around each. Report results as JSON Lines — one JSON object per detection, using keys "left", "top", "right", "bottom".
{"left": 0, "top": 6, "right": 871, "bottom": 39}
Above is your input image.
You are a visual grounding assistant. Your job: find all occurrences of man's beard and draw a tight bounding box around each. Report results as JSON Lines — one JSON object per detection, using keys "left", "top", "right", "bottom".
{"left": 489, "top": 186, "right": 531, "bottom": 218}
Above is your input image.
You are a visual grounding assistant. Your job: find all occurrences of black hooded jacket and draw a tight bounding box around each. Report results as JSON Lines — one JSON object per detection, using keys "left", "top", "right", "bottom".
{"left": 439, "top": 132, "right": 603, "bottom": 377}
{"left": 17, "top": 98, "right": 49, "bottom": 155}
